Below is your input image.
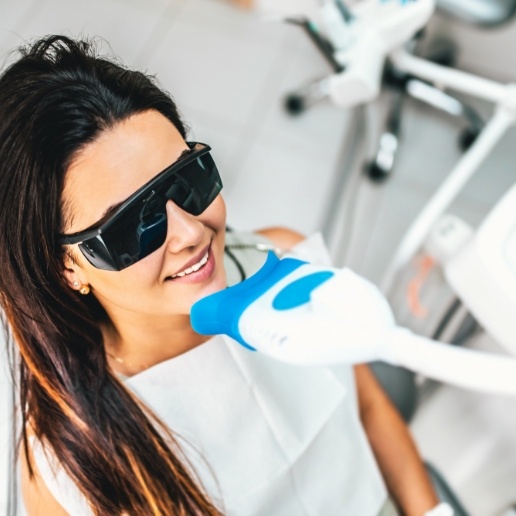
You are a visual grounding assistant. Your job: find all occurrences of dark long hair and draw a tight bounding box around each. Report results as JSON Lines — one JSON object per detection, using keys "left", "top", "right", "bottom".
{"left": 0, "top": 35, "right": 222, "bottom": 515}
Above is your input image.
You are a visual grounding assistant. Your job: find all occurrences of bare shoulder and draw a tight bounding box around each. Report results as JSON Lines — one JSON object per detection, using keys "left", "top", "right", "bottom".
{"left": 256, "top": 226, "right": 306, "bottom": 252}
{"left": 20, "top": 429, "right": 69, "bottom": 515}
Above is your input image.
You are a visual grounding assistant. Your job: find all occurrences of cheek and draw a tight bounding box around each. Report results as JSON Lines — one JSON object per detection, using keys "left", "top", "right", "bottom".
{"left": 109, "top": 254, "right": 160, "bottom": 289}
{"left": 205, "top": 195, "right": 227, "bottom": 265}
{"left": 204, "top": 195, "right": 226, "bottom": 230}
{"left": 87, "top": 262, "right": 163, "bottom": 315}
{"left": 83, "top": 252, "right": 159, "bottom": 301}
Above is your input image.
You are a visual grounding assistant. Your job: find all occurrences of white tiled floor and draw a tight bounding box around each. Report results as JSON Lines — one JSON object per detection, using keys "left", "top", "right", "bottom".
{"left": 1, "top": 0, "right": 516, "bottom": 514}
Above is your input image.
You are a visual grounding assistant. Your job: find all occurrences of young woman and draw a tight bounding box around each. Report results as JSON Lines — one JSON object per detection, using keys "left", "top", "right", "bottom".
{"left": 0, "top": 35, "right": 440, "bottom": 515}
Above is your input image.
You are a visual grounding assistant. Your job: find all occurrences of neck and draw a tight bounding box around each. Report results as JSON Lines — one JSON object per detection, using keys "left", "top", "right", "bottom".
{"left": 102, "top": 311, "right": 210, "bottom": 377}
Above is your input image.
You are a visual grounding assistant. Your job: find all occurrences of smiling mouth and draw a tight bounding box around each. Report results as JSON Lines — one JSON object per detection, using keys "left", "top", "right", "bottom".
{"left": 168, "top": 250, "right": 210, "bottom": 279}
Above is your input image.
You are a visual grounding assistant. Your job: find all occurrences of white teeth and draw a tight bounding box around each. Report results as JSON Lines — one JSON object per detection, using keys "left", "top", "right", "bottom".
{"left": 171, "top": 251, "right": 209, "bottom": 279}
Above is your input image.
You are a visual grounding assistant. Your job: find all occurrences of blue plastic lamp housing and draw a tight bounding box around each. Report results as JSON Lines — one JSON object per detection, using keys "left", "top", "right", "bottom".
{"left": 190, "top": 251, "right": 306, "bottom": 350}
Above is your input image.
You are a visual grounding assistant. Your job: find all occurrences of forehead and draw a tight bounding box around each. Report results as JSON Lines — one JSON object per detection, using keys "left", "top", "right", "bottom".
{"left": 62, "top": 110, "right": 187, "bottom": 233}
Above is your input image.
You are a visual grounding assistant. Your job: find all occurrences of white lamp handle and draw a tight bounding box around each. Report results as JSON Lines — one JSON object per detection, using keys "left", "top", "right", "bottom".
{"left": 388, "top": 328, "right": 516, "bottom": 397}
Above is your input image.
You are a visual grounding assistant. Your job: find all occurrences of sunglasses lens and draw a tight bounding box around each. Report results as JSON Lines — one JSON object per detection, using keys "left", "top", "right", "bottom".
{"left": 87, "top": 150, "right": 222, "bottom": 270}
{"left": 167, "top": 154, "right": 221, "bottom": 216}
{"left": 78, "top": 239, "right": 120, "bottom": 271}
{"left": 98, "top": 199, "right": 167, "bottom": 270}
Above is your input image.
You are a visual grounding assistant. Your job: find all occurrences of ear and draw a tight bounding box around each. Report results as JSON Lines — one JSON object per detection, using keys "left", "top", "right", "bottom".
{"left": 62, "top": 250, "right": 88, "bottom": 291}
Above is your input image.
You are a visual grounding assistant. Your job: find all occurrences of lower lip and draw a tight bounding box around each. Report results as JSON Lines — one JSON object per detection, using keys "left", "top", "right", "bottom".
{"left": 166, "top": 247, "right": 216, "bottom": 285}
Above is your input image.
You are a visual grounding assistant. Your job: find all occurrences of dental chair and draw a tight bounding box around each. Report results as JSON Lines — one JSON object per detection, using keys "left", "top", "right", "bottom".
{"left": 426, "top": 462, "right": 469, "bottom": 516}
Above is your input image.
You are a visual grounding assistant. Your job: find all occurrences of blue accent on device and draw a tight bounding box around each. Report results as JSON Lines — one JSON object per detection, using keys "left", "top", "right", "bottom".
{"left": 190, "top": 251, "right": 306, "bottom": 350}
{"left": 272, "top": 271, "right": 334, "bottom": 310}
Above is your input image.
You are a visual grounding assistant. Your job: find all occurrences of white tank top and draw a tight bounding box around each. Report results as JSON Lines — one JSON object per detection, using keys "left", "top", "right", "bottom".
{"left": 30, "top": 233, "right": 387, "bottom": 515}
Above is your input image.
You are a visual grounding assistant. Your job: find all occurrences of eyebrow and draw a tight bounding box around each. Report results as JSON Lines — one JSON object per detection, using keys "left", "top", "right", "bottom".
{"left": 100, "top": 147, "right": 194, "bottom": 219}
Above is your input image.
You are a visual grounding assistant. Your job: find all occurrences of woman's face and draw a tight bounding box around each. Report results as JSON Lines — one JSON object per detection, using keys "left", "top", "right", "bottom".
{"left": 61, "top": 110, "right": 227, "bottom": 317}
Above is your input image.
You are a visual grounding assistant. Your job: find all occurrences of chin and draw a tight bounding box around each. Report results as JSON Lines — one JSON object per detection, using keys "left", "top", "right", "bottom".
{"left": 203, "top": 273, "right": 227, "bottom": 297}
{"left": 187, "top": 274, "right": 227, "bottom": 314}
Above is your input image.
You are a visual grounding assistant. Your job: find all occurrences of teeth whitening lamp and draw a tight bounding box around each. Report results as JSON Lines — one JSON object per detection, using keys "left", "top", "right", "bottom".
{"left": 191, "top": 182, "right": 516, "bottom": 397}
{"left": 190, "top": 184, "right": 516, "bottom": 398}
{"left": 190, "top": 198, "right": 516, "bottom": 398}
{"left": 191, "top": 0, "right": 516, "bottom": 398}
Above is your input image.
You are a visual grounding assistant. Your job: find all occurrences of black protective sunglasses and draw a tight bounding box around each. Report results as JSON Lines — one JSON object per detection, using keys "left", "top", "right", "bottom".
{"left": 59, "top": 142, "right": 222, "bottom": 271}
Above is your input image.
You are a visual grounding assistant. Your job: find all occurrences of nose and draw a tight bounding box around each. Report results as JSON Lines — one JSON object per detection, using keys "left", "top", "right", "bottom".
{"left": 163, "top": 199, "right": 204, "bottom": 254}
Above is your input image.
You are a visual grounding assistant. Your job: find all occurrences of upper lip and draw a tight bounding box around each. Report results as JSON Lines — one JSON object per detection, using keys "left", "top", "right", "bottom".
{"left": 167, "top": 243, "right": 211, "bottom": 279}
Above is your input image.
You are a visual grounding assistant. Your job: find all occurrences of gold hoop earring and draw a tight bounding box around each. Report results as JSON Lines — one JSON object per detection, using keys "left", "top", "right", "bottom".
{"left": 79, "top": 285, "right": 91, "bottom": 295}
